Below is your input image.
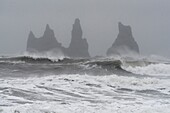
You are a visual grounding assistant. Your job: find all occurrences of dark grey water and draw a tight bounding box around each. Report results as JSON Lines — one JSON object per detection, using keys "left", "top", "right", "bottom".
{"left": 0, "top": 55, "right": 170, "bottom": 113}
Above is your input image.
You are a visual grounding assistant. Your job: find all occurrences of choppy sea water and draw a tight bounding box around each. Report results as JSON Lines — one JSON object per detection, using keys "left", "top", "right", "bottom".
{"left": 0, "top": 55, "right": 170, "bottom": 113}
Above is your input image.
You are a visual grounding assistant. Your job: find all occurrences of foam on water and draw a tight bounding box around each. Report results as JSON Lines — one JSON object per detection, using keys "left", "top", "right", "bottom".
{"left": 0, "top": 54, "right": 170, "bottom": 112}
{"left": 123, "top": 63, "right": 170, "bottom": 76}
{"left": 0, "top": 60, "right": 25, "bottom": 64}
{"left": 0, "top": 74, "right": 170, "bottom": 113}
{"left": 22, "top": 51, "right": 66, "bottom": 61}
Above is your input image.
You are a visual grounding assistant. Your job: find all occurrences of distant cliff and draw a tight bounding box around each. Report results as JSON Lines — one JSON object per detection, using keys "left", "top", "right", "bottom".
{"left": 26, "top": 19, "right": 90, "bottom": 58}
{"left": 107, "top": 22, "right": 139, "bottom": 56}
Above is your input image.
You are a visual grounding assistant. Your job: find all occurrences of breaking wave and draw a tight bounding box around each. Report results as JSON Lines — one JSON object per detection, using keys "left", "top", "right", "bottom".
{"left": 0, "top": 51, "right": 67, "bottom": 64}
{"left": 123, "top": 63, "right": 170, "bottom": 76}
{"left": 1, "top": 54, "right": 170, "bottom": 113}
{"left": 1, "top": 54, "right": 170, "bottom": 76}
{"left": 0, "top": 56, "right": 59, "bottom": 64}
{"left": 0, "top": 55, "right": 126, "bottom": 77}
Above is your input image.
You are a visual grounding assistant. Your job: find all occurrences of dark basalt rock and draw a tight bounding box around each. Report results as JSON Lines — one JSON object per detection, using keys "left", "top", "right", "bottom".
{"left": 107, "top": 22, "right": 140, "bottom": 56}
{"left": 27, "top": 24, "right": 64, "bottom": 53}
{"left": 66, "top": 18, "right": 90, "bottom": 58}
{"left": 26, "top": 19, "right": 90, "bottom": 58}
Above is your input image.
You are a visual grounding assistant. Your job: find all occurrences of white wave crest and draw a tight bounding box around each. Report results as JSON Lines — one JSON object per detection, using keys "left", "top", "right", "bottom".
{"left": 21, "top": 51, "right": 67, "bottom": 61}
{"left": 123, "top": 63, "right": 170, "bottom": 76}
{"left": 0, "top": 60, "right": 25, "bottom": 64}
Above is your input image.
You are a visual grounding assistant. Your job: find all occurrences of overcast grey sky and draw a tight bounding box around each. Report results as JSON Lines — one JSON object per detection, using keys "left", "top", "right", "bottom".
{"left": 0, "top": 0, "right": 170, "bottom": 57}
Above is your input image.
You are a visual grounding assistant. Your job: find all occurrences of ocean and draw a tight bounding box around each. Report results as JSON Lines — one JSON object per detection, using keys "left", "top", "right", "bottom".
{"left": 0, "top": 54, "right": 170, "bottom": 113}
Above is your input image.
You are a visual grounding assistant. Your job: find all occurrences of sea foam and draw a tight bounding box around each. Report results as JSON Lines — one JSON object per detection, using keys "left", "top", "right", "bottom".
{"left": 123, "top": 63, "right": 170, "bottom": 76}
{"left": 0, "top": 74, "right": 170, "bottom": 113}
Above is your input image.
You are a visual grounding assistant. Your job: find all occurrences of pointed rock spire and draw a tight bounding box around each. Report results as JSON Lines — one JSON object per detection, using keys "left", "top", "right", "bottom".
{"left": 46, "top": 24, "right": 50, "bottom": 30}
{"left": 67, "top": 18, "right": 90, "bottom": 58}
{"left": 118, "top": 22, "right": 132, "bottom": 38}
{"left": 27, "top": 31, "right": 36, "bottom": 51}
{"left": 26, "top": 24, "right": 63, "bottom": 52}
{"left": 72, "top": 18, "right": 83, "bottom": 40}
{"left": 107, "top": 22, "right": 139, "bottom": 56}
{"left": 28, "top": 31, "right": 35, "bottom": 38}
{"left": 43, "top": 24, "right": 55, "bottom": 39}
{"left": 26, "top": 20, "right": 90, "bottom": 58}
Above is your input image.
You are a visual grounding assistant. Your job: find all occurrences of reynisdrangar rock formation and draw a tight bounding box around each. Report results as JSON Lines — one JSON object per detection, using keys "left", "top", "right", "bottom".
{"left": 26, "top": 18, "right": 90, "bottom": 58}
{"left": 66, "top": 18, "right": 90, "bottom": 58}
{"left": 27, "top": 24, "right": 63, "bottom": 53}
{"left": 107, "top": 22, "right": 139, "bottom": 56}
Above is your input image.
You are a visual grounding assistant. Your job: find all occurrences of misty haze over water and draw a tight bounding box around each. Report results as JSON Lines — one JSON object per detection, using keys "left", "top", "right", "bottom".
{"left": 1, "top": 1, "right": 170, "bottom": 113}
{"left": 1, "top": 0, "right": 170, "bottom": 57}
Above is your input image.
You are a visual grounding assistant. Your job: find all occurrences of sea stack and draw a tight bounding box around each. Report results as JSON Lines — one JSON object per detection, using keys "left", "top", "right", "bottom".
{"left": 27, "top": 24, "right": 64, "bottom": 53}
{"left": 66, "top": 18, "right": 90, "bottom": 58}
{"left": 107, "top": 22, "right": 139, "bottom": 56}
{"left": 26, "top": 19, "right": 90, "bottom": 58}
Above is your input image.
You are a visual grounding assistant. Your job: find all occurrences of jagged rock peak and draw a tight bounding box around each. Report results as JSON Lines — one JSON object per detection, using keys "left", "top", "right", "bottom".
{"left": 26, "top": 19, "right": 90, "bottom": 58}
{"left": 74, "top": 18, "right": 81, "bottom": 28}
{"left": 43, "top": 24, "right": 55, "bottom": 38}
{"left": 75, "top": 18, "right": 80, "bottom": 24}
{"left": 107, "top": 22, "right": 140, "bottom": 56}
{"left": 118, "top": 22, "right": 132, "bottom": 37}
{"left": 28, "top": 31, "right": 35, "bottom": 38}
{"left": 67, "top": 18, "right": 90, "bottom": 58}
{"left": 72, "top": 18, "right": 82, "bottom": 39}
{"left": 27, "top": 24, "right": 63, "bottom": 52}
{"left": 46, "top": 24, "right": 50, "bottom": 30}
